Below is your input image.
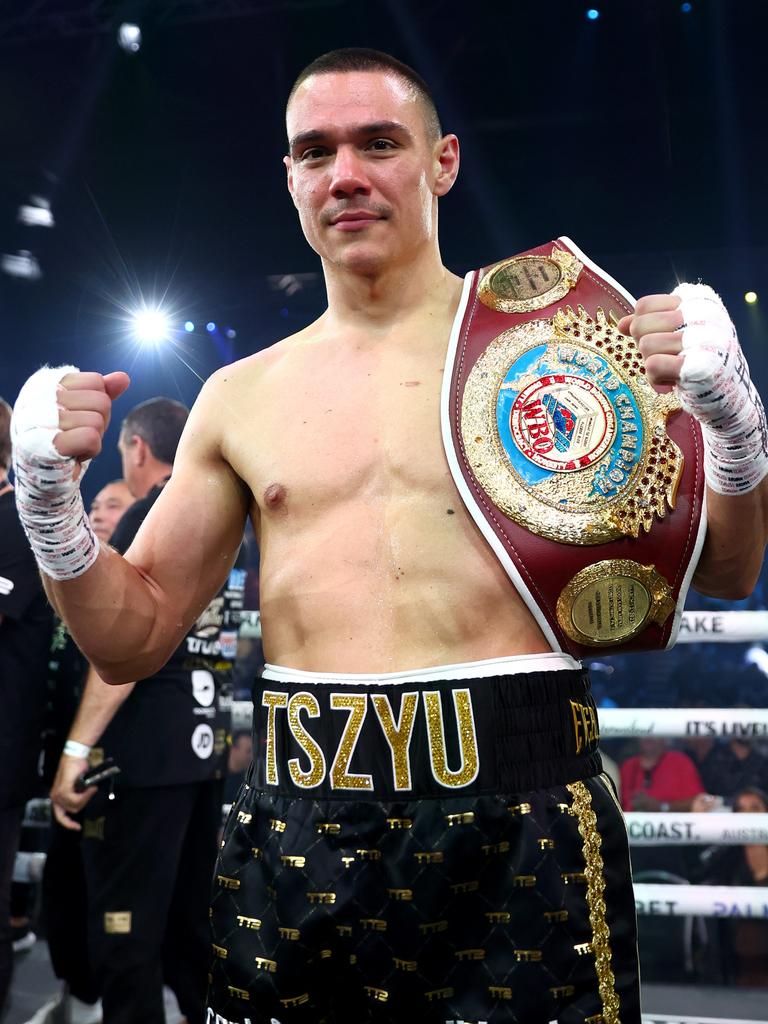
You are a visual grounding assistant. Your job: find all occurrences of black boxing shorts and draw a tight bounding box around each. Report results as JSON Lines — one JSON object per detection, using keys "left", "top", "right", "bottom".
{"left": 207, "top": 656, "right": 640, "bottom": 1024}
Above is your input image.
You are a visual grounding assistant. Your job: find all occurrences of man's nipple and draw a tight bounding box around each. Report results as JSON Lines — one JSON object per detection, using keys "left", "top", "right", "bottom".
{"left": 264, "top": 482, "right": 288, "bottom": 510}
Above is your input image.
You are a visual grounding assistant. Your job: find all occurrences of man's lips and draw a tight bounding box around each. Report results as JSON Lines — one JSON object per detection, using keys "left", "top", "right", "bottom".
{"left": 329, "top": 212, "right": 384, "bottom": 230}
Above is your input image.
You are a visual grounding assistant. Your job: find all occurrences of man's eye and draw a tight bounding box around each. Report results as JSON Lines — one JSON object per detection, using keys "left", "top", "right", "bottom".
{"left": 300, "top": 147, "right": 327, "bottom": 161}
{"left": 367, "top": 139, "right": 395, "bottom": 151}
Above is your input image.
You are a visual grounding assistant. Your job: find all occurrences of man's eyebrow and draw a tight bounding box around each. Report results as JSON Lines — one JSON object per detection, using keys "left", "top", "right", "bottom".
{"left": 288, "top": 121, "right": 413, "bottom": 151}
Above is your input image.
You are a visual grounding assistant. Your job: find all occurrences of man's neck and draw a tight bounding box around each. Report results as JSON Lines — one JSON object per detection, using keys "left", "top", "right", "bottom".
{"left": 321, "top": 247, "right": 461, "bottom": 334}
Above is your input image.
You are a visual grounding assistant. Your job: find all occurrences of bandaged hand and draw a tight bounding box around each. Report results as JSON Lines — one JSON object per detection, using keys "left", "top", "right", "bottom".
{"left": 11, "top": 367, "right": 130, "bottom": 580}
{"left": 618, "top": 288, "right": 768, "bottom": 495}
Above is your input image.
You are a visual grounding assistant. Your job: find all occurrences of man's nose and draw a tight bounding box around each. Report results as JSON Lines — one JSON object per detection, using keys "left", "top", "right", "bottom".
{"left": 329, "top": 146, "right": 371, "bottom": 197}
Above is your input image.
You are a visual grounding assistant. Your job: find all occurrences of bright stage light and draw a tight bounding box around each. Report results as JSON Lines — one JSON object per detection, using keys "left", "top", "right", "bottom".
{"left": 132, "top": 307, "right": 171, "bottom": 345}
{"left": 206, "top": 322, "right": 216, "bottom": 333}
{"left": 681, "top": 2, "right": 692, "bottom": 11}
{"left": 118, "top": 23, "right": 142, "bottom": 54}
{"left": 184, "top": 321, "right": 195, "bottom": 332}
{"left": 225, "top": 327, "right": 237, "bottom": 339}
{"left": 745, "top": 291, "right": 758, "bottom": 305}
{"left": 586, "top": 8, "right": 600, "bottom": 20}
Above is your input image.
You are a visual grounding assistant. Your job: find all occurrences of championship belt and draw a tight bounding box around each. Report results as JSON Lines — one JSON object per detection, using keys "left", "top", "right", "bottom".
{"left": 443, "top": 237, "right": 707, "bottom": 657}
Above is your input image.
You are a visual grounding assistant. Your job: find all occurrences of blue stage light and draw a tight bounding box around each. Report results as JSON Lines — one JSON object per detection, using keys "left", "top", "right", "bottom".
{"left": 206, "top": 322, "right": 216, "bottom": 333}
{"left": 225, "top": 328, "right": 237, "bottom": 339}
{"left": 586, "top": 8, "right": 600, "bottom": 20}
{"left": 184, "top": 321, "right": 195, "bottom": 333}
{"left": 681, "top": 2, "right": 692, "bottom": 11}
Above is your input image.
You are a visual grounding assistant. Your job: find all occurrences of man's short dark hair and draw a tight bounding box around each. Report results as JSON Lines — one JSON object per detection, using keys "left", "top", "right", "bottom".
{"left": 288, "top": 47, "right": 442, "bottom": 141}
{"left": 0, "top": 398, "right": 11, "bottom": 473}
{"left": 121, "top": 397, "right": 189, "bottom": 466}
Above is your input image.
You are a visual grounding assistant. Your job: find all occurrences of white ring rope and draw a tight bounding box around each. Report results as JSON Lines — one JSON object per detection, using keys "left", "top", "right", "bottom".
{"left": 676, "top": 609, "right": 768, "bottom": 642}
{"left": 633, "top": 882, "right": 768, "bottom": 919}
{"left": 641, "top": 1018, "right": 768, "bottom": 1024}
{"left": 626, "top": 812, "right": 768, "bottom": 845}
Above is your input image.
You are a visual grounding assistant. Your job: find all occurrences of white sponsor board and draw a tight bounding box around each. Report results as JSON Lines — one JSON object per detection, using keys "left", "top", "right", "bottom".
{"left": 599, "top": 706, "right": 768, "bottom": 738}
{"left": 634, "top": 882, "right": 768, "bottom": 919}
{"left": 626, "top": 812, "right": 768, "bottom": 846}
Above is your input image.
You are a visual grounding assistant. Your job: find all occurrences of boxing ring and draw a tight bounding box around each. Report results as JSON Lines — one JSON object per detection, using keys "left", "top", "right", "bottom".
{"left": 17, "top": 610, "right": 768, "bottom": 1022}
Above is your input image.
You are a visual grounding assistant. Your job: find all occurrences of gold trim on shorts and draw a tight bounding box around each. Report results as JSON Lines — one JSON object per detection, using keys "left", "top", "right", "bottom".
{"left": 566, "top": 780, "right": 621, "bottom": 1024}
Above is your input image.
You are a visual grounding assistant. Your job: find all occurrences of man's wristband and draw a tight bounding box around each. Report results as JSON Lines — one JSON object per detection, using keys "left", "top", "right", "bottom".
{"left": 63, "top": 739, "right": 91, "bottom": 759}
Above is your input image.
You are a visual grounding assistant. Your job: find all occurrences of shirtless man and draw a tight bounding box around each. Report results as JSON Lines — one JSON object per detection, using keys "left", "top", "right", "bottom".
{"left": 11, "top": 48, "right": 768, "bottom": 1024}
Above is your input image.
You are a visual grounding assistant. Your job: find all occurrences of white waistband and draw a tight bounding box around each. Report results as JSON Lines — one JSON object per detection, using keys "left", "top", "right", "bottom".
{"left": 262, "top": 652, "right": 582, "bottom": 686}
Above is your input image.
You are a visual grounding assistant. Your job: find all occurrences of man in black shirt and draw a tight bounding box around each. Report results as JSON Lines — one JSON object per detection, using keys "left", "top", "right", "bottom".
{"left": 0, "top": 397, "right": 53, "bottom": 1014}
{"left": 50, "top": 398, "right": 241, "bottom": 1024}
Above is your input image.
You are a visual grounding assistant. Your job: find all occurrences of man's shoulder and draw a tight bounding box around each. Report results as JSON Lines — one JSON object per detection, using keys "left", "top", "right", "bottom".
{"left": 202, "top": 324, "right": 323, "bottom": 393}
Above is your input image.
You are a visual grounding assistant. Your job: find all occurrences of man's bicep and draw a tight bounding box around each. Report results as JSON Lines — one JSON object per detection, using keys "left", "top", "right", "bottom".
{"left": 122, "top": 404, "right": 251, "bottom": 637}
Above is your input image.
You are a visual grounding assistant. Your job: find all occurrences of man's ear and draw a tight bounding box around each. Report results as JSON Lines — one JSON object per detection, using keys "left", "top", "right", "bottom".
{"left": 133, "top": 435, "right": 149, "bottom": 467}
{"left": 432, "top": 134, "right": 460, "bottom": 197}
{"left": 283, "top": 155, "right": 299, "bottom": 209}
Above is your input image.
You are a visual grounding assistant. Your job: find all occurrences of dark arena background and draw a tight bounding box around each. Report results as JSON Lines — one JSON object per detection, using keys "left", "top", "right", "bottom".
{"left": 2, "top": 1, "right": 768, "bottom": 1022}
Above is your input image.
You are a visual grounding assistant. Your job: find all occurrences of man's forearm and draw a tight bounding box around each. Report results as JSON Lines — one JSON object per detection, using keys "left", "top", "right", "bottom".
{"left": 68, "top": 664, "right": 137, "bottom": 749}
{"left": 692, "top": 482, "right": 768, "bottom": 598}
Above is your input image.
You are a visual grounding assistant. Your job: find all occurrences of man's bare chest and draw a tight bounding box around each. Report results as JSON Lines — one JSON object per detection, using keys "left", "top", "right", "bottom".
{"left": 230, "top": 348, "right": 454, "bottom": 513}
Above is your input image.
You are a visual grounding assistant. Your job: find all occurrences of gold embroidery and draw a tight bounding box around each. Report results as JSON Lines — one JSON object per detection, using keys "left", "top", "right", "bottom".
{"left": 562, "top": 871, "right": 587, "bottom": 884}
{"left": 425, "top": 987, "right": 454, "bottom": 1001}
{"left": 236, "top": 915, "right": 261, "bottom": 930}
{"left": 341, "top": 856, "right": 355, "bottom": 869}
{"left": 387, "top": 888, "right": 413, "bottom": 901}
{"left": 83, "top": 817, "right": 105, "bottom": 840}
{"left": 486, "top": 911, "right": 511, "bottom": 923}
{"left": 356, "top": 848, "right": 382, "bottom": 860}
{"left": 104, "top": 911, "right": 131, "bottom": 934}
{"left": 386, "top": 817, "right": 412, "bottom": 829}
{"left": 307, "top": 891, "right": 336, "bottom": 905}
{"left": 489, "top": 985, "right": 513, "bottom": 999}
{"left": 544, "top": 909, "right": 569, "bottom": 923}
{"left": 278, "top": 927, "right": 300, "bottom": 940}
{"left": 212, "top": 944, "right": 228, "bottom": 959}
{"left": 514, "top": 949, "right": 542, "bottom": 962}
{"left": 364, "top": 986, "right": 389, "bottom": 1002}
{"left": 393, "top": 957, "right": 418, "bottom": 971}
{"left": 482, "top": 840, "right": 510, "bottom": 855}
{"left": 261, "top": 691, "right": 288, "bottom": 785}
{"left": 329, "top": 693, "right": 373, "bottom": 789}
{"left": 455, "top": 948, "right": 485, "bottom": 961}
{"left": 445, "top": 811, "right": 475, "bottom": 826}
{"left": 237, "top": 810, "right": 252, "bottom": 824}
{"left": 360, "top": 918, "right": 386, "bottom": 931}
{"left": 254, "top": 956, "right": 277, "bottom": 972}
{"left": 450, "top": 880, "right": 479, "bottom": 894}
{"left": 287, "top": 692, "right": 326, "bottom": 787}
{"left": 371, "top": 691, "right": 419, "bottom": 790}
{"left": 419, "top": 920, "right": 448, "bottom": 934}
{"left": 217, "top": 875, "right": 240, "bottom": 890}
{"left": 269, "top": 819, "right": 286, "bottom": 833}
{"left": 550, "top": 984, "right": 576, "bottom": 998}
{"left": 228, "top": 985, "right": 249, "bottom": 1000}
{"left": 538, "top": 838, "right": 555, "bottom": 850}
{"left": 567, "top": 780, "right": 620, "bottom": 1024}
{"left": 423, "top": 689, "right": 479, "bottom": 787}
{"left": 414, "top": 851, "right": 443, "bottom": 863}
{"left": 507, "top": 802, "right": 532, "bottom": 815}
{"left": 280, "top": 855, "right": 306, "bottom": 868}
{"left": 513, "top": 874, "right": 536, "bottom": 887}
{"left": 280, "top": 994, "right": 310, "bottom": 1008}
{"left": 316, "top": 822, "right": 341, "bottom": 835}
{"left": 336, "top": 925, "right": 353, "bottom": 937}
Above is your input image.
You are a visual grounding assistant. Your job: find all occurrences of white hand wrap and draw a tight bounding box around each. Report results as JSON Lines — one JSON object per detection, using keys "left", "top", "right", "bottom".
{"left": 674, "top": 282, "right": 768, "bottom": 495}
{"left": 11, "top": 366, "right": 99, "bottom": 580}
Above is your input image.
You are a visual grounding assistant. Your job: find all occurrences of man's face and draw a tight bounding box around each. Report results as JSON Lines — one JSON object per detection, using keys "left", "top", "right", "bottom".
{"left": 735, "top": 792, "right": 767, "bottom": 813}
{"left": 118, "top": 431, "right": 142, "bottom": 498}
{"left": 89, "top": 481, "right": 133, "bottom": 542}
{"left": 285, "top": 71, "right": 454, "bottom": 274}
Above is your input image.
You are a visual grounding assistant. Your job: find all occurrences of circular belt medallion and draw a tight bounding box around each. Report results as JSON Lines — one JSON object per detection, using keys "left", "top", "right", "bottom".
{"left": 556, "top": 560, "right": 675, "bottom": 646}
{"left": 478, "top": 247, "right": 583, "bottom": 314}
{"left": 461, "top": 305, "right": 683, "bottom": 545}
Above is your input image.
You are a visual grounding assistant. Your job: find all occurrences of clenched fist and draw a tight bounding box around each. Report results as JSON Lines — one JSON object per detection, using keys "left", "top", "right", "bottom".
{"left": 617, "top": 294, "right": 684, "bottom": 389}
{"left": 54, "top": 370, "right": 131, "bottom": 462}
